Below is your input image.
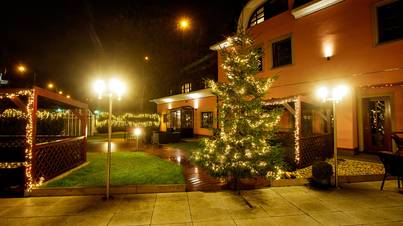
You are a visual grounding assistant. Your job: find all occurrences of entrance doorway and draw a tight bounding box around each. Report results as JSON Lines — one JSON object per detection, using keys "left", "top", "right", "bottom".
{"left": 167, "top": 106, "right": 194, "bottom": 138}
{"left": 362, "top": 96, "right": 392, "bottom": 152}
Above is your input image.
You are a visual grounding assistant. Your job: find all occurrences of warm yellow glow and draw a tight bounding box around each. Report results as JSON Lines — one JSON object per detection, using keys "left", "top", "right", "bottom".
{"left": 194, "top": 99, "right": 199, "bottom": 109}
{"left": 17, "top": 65, "right": 26, "bottom": 73}
{"left": 47, "top": 83, "right": 54, "bottom": 89}
{"left": 316, "top": 86, "right": 328, "bottom": 101}
{"left": 94, "top": 78, "right": 125, "bottom": 100}
{"left": 188, "top": 93, "right": 201, "bottom": 99}
{"left": 323, "top": 43, "right": 333, "bottom": 58}
{"left": 66, "top": 95, "right": 71, "bottom": 99}
{"left": 109, "top": 78, "right": 125, "bottom": 99}
{"left": 316, "top": 85, "right": 349, "bottom": 102}
{"left": 94, "top": 80, "right": 106, "bottom": 98}
{"left": 332, "top": 85, "right": 348, "bottom": 101}
{"left": 168, "top": 103, "right": 172, "bottom": 110}
{"left": 58, "top": 91, "right": 63, "bottom": 95}
{"left": 134, "top": 127, "right": 142, "bottom": 136}
{"left": 178, "top": 18, "right": 190, "bottom": 30}
{"left": 144, "top": 56, "right": 149, "bottom": 61}
{"left": 164, "top": 98, "right": 173, "bottom": 103}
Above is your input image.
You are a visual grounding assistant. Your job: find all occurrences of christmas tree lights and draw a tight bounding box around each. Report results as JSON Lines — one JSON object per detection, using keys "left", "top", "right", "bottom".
{"left": 192, "top": 32, "right": 284, "bottom": 191}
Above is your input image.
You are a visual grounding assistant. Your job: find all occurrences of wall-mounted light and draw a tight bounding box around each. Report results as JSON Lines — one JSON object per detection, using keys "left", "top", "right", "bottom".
{"left": 194, "top": 99, "right": 199, "bottom": 110}
{"left": 163, "top": 98, "right": 173, "bottom": 103}
{"left": 323, "top": 43, "right": 333, "bottom": 61}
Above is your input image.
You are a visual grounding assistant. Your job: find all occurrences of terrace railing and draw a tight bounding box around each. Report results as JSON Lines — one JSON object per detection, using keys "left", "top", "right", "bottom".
{"left": 32, "top": 136, "right": 86, "bottom": 183}
{"left": 298, "top": 134, "right": 333, "bottom": 168}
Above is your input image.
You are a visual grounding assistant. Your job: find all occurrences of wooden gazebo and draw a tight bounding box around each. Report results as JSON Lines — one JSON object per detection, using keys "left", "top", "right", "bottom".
{"left": 0, "top": 87, "right": 88, "bottom": 196}
{"left": 266, "top": 95, "right": 334, "bottom": 169}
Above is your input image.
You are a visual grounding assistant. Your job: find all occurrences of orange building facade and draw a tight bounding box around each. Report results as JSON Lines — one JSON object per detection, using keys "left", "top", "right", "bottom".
{"left": 152, "top": 0, "right": 402, "bottom": 155}
{"left": 212, "top": 0, "right": 403, "bottom": 154}
{"left": 152, "top": 89, "right": 217, "bottom": 137}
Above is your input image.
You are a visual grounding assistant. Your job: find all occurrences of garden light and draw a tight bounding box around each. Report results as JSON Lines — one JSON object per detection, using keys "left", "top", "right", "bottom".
{"left": 315, "top": 84, "right": 350, "bottom": 187}
{"left": 92, "top": 77, "right": 126, "bottom": 200}
{"left": 134, "top": 127, "right": 142, "bottom": 151}
{"left": 134, "top": 127, "right": 142, "bottom": 136}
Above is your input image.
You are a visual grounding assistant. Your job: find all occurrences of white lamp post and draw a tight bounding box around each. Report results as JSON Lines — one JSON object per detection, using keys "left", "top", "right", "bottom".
{"left": 134, "top": 128, "right": 142, "bottom": 151}
{"left": 93, "top": 78, "right": 125, "bottom": 200}
{"left": 316, "top": 85, "right": 348, "bottom": 187}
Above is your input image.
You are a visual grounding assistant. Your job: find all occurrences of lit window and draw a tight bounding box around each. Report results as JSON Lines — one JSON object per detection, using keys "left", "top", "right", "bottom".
{"left": 249, "top": 6, "right": 264, "bottom": 27}
{"left": 249, "top": 0, "right": 288, "bottom": 28}
{"left": 272, "top": 37, "right": 292, "bottom": 68}
{"left": 201, "top": 112, "right": 213, "bottom": 128}
{"left": 376, "top": 0, "right": 403, "bottom": 44}
{"left": 256, "top": 47, "right": 264, "bottom": 72}
{"left": 181, "top": 82, "right": 192, "bottom": 93}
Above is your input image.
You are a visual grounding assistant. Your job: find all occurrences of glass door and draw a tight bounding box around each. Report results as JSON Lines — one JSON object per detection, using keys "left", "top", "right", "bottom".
{"left": 363, "top": 96, "right": 392, "bottom": 152}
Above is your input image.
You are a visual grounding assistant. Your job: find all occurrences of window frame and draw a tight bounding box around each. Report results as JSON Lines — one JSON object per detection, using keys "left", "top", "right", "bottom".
{"left": 270, "top": 34, "right": 294, "bottom": 69}
{"left": 255, "top": 46, "right": 265, "bottom": 73}
{"left": 249, "top": 6, "right": 265, "bottom": 27}
{"left": 201, "top": 112, "right": 214, "bottom": 129}
{"left": 373, "top": 0, "right": 403, "bottom": 45}
{"left": 181, "top": 82, "right": 192, "bottom": 93}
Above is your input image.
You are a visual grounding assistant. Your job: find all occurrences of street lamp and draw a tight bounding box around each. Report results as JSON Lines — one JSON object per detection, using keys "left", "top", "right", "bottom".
{"left": 16, "top": 64, "right": 36, "bottom": 86}
{"left": 17, "top": 65, "right": 26, "bottom": 73}
{"left": 316, "top": 85, "right": 349, "bottom": 187}
{"left": 178, "top": 18, "right": 190, "bottom": 30}
{"left": 93, "top": 78, "right": 126, "bottom": 200}
{"left": 134, "top": 128, "right": 142, "bottom": 151}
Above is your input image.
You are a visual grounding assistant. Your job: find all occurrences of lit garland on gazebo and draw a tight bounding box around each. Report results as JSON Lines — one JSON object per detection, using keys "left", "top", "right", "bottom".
{"left": 96, "top": 112, "right": 160, "bottom": 129}
{"left": 0, "top": 88, "right": 82, "bottom": 192}
{"left": 265, "top": 96, "right": 301, "bottom": 165}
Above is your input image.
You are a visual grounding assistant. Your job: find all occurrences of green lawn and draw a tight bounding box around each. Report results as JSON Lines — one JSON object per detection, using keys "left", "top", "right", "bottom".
{"left": 43, "top": 152, "right": 185, "bottom": 187}
{"left": 164, "top": 141, "right": 201, "bottom": 156}
{"left": 87, "top": 132, "right": 126, "bottom": 141}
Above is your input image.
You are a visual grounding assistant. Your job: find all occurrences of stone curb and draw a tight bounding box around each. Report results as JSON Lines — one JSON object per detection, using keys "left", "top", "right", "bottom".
{"left": 29, "top": 184, "right": 186, "bottom": 197}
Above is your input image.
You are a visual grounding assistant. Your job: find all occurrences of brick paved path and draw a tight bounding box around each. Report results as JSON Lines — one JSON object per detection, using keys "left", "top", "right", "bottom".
{"left": 143, "top": 145, "right": 223, "bottom": 192}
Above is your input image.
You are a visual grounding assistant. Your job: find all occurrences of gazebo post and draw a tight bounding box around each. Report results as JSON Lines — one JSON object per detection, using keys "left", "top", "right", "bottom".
{"left": 294, "top": 96, "right": 302, "bottom": 168}
{"left": 25, "top": 88, "right": 38, "bottom": 195}
{"left": 81, "top": 109, "right": 88, "bottom": 162}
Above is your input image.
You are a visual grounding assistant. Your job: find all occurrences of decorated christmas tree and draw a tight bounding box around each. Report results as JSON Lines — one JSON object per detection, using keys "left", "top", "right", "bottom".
{"left": 193, "top": 32, "right": 284, "bottom": 192}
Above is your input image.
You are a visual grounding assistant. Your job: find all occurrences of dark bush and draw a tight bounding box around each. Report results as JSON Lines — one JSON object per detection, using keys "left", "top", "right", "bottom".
{"left": 310, "top": 160, "right": 333, "bottom": 188}
{"left": 312, "top": 161, "right": 333, "bottom": 180}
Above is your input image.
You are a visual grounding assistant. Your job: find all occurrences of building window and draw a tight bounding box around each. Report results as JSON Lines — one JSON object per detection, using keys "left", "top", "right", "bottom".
{"left": 256, "top": 47, "right": 264, "bottom": 72}
{"left": 376, "top": 0, "right": 403, "bottom": 44}
{"left": 249, "top": 0, "right": 288, "bottom": 28}
{"left": 201, "top": 112, "right": 213, "bottom": 128}
{"left": 249, "top": 6, "right": 265, "bottom": 27}
{"left": 181, "top": 82, "right": 192, "bottom": 93}
{"left": 272, "top": 36, "right": 292, "bottom": 68}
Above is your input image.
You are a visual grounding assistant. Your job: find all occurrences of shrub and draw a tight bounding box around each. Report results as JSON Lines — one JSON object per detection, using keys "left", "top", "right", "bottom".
{"left": 310, "top": 160, "right": 333, "bottom": 188}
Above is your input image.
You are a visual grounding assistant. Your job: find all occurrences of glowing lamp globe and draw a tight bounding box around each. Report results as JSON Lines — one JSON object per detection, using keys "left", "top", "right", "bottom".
{"left": 134, "top": 128, "right": 142, "bottom": 136}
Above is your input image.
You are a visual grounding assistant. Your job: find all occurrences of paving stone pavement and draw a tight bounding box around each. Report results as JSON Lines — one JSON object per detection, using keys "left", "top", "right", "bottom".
{"left": 0, "top": 181, "right": 402, "bottom": 225}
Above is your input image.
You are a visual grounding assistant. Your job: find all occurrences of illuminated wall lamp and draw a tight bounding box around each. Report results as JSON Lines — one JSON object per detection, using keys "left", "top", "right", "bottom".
{"left": 194, "top": 99, "right": 199, "bottom": 110}
{"left": 324, "top": 44, "right": 333, "bottom": 61}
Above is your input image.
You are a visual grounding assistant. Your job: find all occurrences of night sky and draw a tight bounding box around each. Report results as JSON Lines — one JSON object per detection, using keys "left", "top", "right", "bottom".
{"left": 0, "top": 0, "right": 247, "bottom": 112}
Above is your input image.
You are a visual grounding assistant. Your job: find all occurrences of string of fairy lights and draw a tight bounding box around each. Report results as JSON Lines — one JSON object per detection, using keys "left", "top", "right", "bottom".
{"left": 95, "top": 112, "right": 160, "bottom": 129}
{"left": 265, "top": 96, "right": 301, "bottom": 165}
{"left": 0, "top": 89, "right": 74, "bottom": 192}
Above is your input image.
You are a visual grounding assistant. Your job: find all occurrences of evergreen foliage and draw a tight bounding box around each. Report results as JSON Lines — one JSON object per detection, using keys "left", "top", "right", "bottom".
{"left": 192, "top": 32, "right": 284, "bottom": 190}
